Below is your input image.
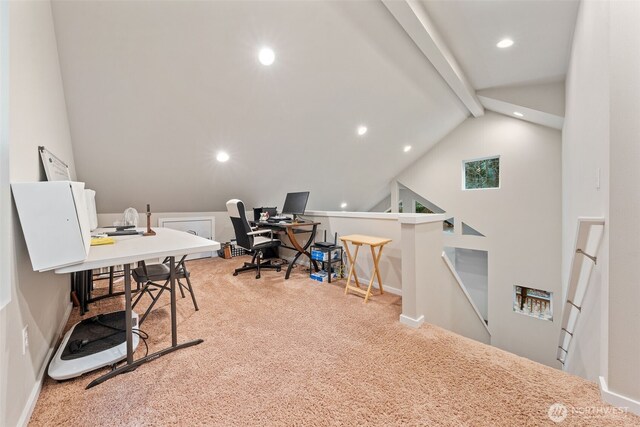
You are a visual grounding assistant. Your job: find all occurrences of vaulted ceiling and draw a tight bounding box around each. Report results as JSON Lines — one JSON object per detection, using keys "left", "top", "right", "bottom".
{"left": 51, "top": 0, "right": 579, "bottom": 214}
{"left": 420, "top": 0, "right": 580, "bottom": 90}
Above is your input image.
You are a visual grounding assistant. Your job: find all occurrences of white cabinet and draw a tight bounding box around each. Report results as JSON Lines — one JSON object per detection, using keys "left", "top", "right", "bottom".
{"left": 11, "top": 181, "right": 91, "bottom": 271}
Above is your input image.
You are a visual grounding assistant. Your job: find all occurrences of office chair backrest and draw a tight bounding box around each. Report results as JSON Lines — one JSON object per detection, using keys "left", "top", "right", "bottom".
{"left": 226, "top": 199, "right": 253, "bottom": 250}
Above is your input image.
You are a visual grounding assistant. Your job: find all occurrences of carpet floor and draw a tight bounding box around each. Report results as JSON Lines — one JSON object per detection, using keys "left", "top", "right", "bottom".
{"left": 30, "top": 256, "right": 639, "bottom": 426}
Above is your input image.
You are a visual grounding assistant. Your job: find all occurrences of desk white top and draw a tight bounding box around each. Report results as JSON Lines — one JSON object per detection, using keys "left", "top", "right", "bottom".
{"left": 55, "top": 228, "right": 221, "bottom": 274}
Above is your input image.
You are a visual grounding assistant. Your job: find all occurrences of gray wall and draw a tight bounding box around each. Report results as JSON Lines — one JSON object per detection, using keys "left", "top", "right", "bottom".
{"left": 1, "top": 1, "right": 76, "bottom": 425}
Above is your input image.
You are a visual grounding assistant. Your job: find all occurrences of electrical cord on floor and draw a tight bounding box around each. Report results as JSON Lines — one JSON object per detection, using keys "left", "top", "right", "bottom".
{"left": 91, "top": 315, "right": 151, "bottom": 358}
{"left": 131, "top": 329, "right": 149, "bottom": 358}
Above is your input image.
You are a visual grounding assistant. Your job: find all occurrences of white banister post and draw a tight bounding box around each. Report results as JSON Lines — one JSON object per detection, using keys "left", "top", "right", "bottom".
{"left": 390, "top": 180, "right": 399, "bottom": 213}
{"left": 398, "top": 214, "right": 445, "bottom": 328}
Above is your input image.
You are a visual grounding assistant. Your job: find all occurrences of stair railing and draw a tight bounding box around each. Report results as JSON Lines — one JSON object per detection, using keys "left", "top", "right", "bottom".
{"left": 557, "top": 217, "right": 605, "bottom": 367}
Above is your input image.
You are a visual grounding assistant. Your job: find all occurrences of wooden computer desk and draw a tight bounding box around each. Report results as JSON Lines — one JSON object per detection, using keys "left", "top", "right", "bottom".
{"left": 255, "top": 220, "right": 321, "bottom": 279}
{"left": 55, "top": 228, "right": 220, "bottom": 388}
{"left": 340, "top": 234, "right": 392, "bottom": 303}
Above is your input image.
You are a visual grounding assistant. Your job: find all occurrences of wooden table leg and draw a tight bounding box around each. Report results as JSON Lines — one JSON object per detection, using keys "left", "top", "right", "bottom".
{"left": 372, "top": 245, "right": 385, "bottom": 295}
{"left": 343, "top": 242, "right": 354, "bottom": 294}
{"left": 344, "top": 242, "right": 361, "bottom": 294}
{"left": 364, "top": 266, "right": 376, "bottom": 303}
{"left": 352, "top": 245, "right": 362, "bottom": 288}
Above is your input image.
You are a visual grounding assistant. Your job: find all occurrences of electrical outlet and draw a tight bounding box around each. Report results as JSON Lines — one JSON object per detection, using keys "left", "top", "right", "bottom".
{"left": 22, "top": 325, "right": 29, "bottom": 355}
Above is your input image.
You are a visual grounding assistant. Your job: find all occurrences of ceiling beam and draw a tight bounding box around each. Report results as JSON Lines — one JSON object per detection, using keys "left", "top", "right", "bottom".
{"left": 382, "top": 0, "right": 484, "bottom": 117}
{"left": 477, "top": 96, "right": 564, "bottom": 130}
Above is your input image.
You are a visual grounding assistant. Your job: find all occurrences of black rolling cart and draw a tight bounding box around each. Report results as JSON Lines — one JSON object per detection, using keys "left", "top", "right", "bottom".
{"left": 309, "top": 243, "right": 343, "bottom": 283}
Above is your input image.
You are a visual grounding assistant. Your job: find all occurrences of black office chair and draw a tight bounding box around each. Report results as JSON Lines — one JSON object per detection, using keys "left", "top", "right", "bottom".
{"left": 226, "top": 199, "right": 281, "bottom": 279}
{"left": 131, "top": 255, "right": 198, "bottom": 325}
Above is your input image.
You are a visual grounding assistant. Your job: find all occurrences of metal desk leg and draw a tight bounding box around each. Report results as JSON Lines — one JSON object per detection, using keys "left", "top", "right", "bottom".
{"left": 170, "top": 256, "right": 177, "bottom": 347}
{"left": 108, "top": 266, "right": 114, "bottom": 295}
{"left": 124, "top": 263, "right": 133, "bottom": 364}
{"left": 86, "top": 259, "right": 204, "bottom": 389}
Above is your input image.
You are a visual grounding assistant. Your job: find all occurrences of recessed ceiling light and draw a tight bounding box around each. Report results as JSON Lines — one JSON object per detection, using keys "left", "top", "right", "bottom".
{"left": 258, "top": 47, "right": 275, "bottom": 66}
{"left": 496, "top": 38, "right": 514, "bottom": 48}
{"left": 357, "top": 125, "right": 368, "bottom": 136}
{"left": 216, "top": 151, "right": 230, "bottom": 162}
{"left": 403, "top": 145, "right": 412, "bottom": 153}
{"left": 513, "top": 111, "right": 524, "bottom": 117}
{"left": 340, "top": 202, "right": 348, "bottom": 209}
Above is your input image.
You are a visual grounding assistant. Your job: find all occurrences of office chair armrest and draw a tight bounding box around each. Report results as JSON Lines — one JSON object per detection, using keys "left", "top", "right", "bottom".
{"left": 247, "top": 229, "right": 273, "bottom": 239}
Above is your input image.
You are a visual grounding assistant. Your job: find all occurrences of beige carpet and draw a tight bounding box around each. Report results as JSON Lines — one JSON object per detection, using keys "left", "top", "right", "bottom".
{"left": 30, "top": 257, "right": 639, "bottom": 426}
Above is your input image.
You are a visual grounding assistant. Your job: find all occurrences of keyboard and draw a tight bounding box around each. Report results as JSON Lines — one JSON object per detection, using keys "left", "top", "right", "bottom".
{"left": 267, "top": 218, "right": 291, "bottom": 224}
{"left": 106, "top": 230, "right": 141, "bottom": 236}
{"left": 271, "top": 216, "right": 289, "bottom": 220}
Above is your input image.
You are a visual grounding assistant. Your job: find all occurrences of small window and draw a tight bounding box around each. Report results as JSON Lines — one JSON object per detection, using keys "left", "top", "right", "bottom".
{"left": 513, "top": 285, "right": 553, "bottom": 321}
{"left": 463, "top": 156, "right": 500, "bottom": 190}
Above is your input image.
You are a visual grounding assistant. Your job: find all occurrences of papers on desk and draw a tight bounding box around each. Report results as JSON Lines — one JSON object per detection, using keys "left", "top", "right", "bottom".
{"left": 90, "top": 237, "right": 115, "bottom": 246}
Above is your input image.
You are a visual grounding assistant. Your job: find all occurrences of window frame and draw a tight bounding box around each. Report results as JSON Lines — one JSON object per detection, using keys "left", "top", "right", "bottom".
{"left": 461, "top": 155, "right": 501, "bottom": 191}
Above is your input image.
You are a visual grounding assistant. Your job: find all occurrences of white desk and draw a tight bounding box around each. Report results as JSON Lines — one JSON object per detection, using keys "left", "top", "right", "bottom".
{"left": 55, "top": 228, "right": 220, "bottom": 388}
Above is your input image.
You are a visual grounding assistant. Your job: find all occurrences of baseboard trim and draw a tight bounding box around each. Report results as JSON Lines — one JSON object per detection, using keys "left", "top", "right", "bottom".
{"left": 399, "top": 314, "right": 424, "bottom": 328}
{"left": 599, "top": 376, "right": 640, "bottom": 416}
{"left": 378, "top": 284, "right": 402, "bottom": 296}
{"left": 352, "top": 276, "right": 402, "bottom": 296}
{"left": 17, "top": 301, "right": 73, "bottom": 427}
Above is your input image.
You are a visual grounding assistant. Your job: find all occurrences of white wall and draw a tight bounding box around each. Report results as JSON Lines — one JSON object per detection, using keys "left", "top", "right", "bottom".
{"left": 0, "top": 0, "right": 9, "bottom": 310}
{"left": 97, "top": 211, "right": 237, "bottom": 246}
{"left": 396, "top": 112, "right": 562, "bottom": 366}
{"left": 451, "top": 248, "right": 488, "bottom": 322}
{"left": 563, "top": 0, "right": 640, "bottom": 408}
{"left": 303, "top": 211, "right": 403, "bottom": 294}
{"left": 1, "top": 2, "right": 76, "bottom": 425}
{"left": 561, "top": 0, "right": 609, "bottom": 384}
{"left": 401, "top": 218, "right": 491, "bottom": 344}
{"left": 608, "top": 0, "right": 640, "bottom": 404}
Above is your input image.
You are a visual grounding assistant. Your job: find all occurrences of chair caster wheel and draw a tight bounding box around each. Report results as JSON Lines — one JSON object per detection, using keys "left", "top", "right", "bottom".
{"left": 256, "top": 275, "right": 261, "bottom": 279}
{"left": 276, "top": 268, "right": 281, "bottom": 272}
{"left": 233, "top": 272, "right": 238, "bottom": 276}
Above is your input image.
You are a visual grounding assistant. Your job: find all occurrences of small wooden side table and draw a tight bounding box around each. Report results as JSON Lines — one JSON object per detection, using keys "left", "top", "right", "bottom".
{"left": 339, "top": 234, "right": 392, "bottom": 303}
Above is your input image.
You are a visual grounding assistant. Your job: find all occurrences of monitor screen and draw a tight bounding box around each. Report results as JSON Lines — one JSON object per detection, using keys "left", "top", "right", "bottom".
{"left": 282, "top": 192, "right": 310, "bottom": 215}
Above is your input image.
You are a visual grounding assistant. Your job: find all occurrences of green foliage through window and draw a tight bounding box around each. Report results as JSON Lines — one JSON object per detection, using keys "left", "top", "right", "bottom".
{"left": 464, "top": 157, "right": 500, "bottom": 189}
{"left": 415, "top": 201, "right": 433, "bottom": 214}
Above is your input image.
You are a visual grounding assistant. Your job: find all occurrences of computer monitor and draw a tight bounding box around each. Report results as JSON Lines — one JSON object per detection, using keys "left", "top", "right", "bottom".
{"left": 282, "top": 191, "right": 310, "bottom": 216}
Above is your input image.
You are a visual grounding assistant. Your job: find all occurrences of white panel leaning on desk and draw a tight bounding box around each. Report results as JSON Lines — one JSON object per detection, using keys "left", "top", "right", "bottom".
{"left": 11, "top": 181, "right": 220, "bottom": 388}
